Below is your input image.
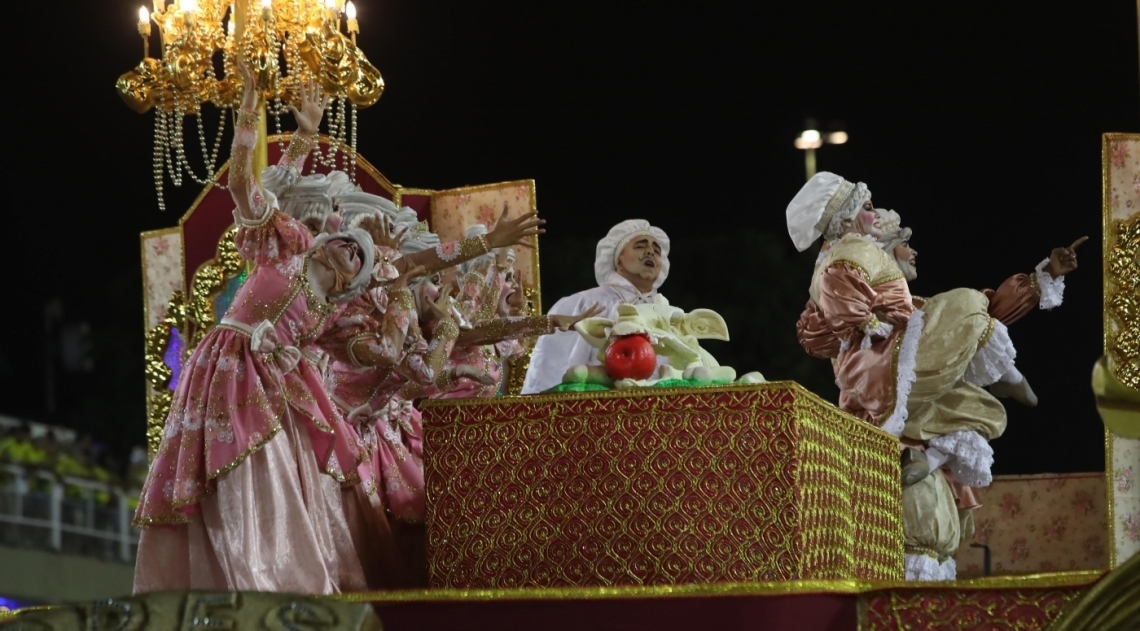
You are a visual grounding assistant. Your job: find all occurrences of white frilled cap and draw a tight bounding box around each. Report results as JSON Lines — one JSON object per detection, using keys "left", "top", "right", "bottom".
{"left": 786, "top": 172, "right": 871, "bottom": 252}
{"left": 594, "top": 219, "right": 670, "bottom": 289}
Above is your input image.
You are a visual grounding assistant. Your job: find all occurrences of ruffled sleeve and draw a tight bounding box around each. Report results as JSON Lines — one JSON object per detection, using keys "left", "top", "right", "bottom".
{"left": 796, "top": 300, "right": 841, "bottom": 359}
{"left": 818, "top": 264, "right": 907, "bottom": 348}
{"left": 982, "top": 260, "right": 1065, "bottom": 325}
{"left": 1033, "top": 259, "right": 1065, "bottom": 310}
{"left": 982, "top": 273, "right": 1037, "bottom": 325}
{"left": 234, "top": 210, "right": 314, "bottom": 266}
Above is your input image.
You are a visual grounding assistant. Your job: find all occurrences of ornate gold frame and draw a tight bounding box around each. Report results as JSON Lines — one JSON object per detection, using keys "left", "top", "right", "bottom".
{"left": 1102, "top": 133, "right": 1140, "bottom": 569}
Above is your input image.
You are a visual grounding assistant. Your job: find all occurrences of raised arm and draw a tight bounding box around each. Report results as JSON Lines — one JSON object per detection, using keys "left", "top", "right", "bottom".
{"left": 230, "top": 65, "right": 325, "bottom": 223}
{"left": 456, "top": 303, "right": 603, "bottom": 347}
{"left": 398, "top": 208, "right": 546, "bottom": 275}
{"left": 985, "top": 237, "right": 1085, "bottom": 324}
{"left": 277, "top": 78, "right": 325, "bottom": 171}
{"left": 229, "top": 63, "right": 267, "bottom": 223}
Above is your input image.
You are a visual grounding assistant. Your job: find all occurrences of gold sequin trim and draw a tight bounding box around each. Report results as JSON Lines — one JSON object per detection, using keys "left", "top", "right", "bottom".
{"left": 828, "top": 258, "right": 872, "bottom": 283}
{"left": 390, "top": 288, "right": 415, "bottom": 313}
{"left": 976, "top": 317, "right": 997, "bottom": 351}
{"left": 207, "top": 423, "right": 284, "bottom": 479}
{"left": 347, "top": 333, "right": 381, "bottom": 369}
{"left": 433, "top": 320, "right": 460, "bottom": 343}
{"left": 870, "top": 272, "right": 904, "bottom": 287}
{"left": 458, "top": 236, "right": 490, "bottom": 260}
{"left": 236, "top": 109, "right": 260, "bottom": 130}
{"left": 284, "top": 133, "right": 316, "bottom": 163}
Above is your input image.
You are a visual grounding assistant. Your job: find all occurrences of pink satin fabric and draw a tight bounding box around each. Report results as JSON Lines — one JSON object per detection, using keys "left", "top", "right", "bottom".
{"left": 134, "top": 407, "right": 367, "bottom": 593}
{"left": 982, "top": 273, "right": 1039, "bottom": 326}
{"left": 134, "top": 210, "right": 368, "bottom": 594}
{"left": 816, "top": 266, "right": 913, "bottom": 426}
{"left": 136, "top": 211, "right": 361, "bottom": 527}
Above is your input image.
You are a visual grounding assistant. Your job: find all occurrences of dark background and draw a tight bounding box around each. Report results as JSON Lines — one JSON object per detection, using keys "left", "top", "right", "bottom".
{"left": 1, "top": 1, "right": 1136, "bottom": 474}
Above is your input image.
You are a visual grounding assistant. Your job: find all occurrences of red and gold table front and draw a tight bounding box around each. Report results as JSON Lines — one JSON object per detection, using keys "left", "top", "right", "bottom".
{"left": 420, "top": 382, "right": 903, "bottom": 588}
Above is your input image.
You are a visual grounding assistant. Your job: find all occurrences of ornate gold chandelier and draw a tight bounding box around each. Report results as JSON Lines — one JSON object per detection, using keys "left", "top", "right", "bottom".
{"left": 116, "top": 0, "right": 384, "bottom": 210}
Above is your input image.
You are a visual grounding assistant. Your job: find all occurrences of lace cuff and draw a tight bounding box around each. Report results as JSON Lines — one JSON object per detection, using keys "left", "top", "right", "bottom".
{"left": 859, "top": 315, "right": 894, "bottom": 350}
{"left": 1033, "top": 259, "right": 1065, "bottom": 310}
{"left": 281, "top": 132, "right": 316, "bottom": 171}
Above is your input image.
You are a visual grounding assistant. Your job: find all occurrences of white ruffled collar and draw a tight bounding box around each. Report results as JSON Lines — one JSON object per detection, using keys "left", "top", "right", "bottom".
{"left": 603, "top": 271, "right": 657, "bottom": 304}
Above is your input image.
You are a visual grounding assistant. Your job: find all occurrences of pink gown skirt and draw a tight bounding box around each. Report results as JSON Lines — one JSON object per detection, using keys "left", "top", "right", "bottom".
{"left": 133, "top": 405, "right": 367, "bottom": 594}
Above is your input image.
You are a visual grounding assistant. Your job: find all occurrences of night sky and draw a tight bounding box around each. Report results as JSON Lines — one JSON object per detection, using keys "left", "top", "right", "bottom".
{"left": 2, "top": 1, "right": 1136, "bottom": 474}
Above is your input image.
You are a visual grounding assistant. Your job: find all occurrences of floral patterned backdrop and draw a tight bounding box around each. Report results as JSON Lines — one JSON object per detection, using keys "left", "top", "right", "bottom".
{"left": 1111, "top": 435, "right": 1140, "bottom": 564}
{"left": 431, "top": 181, "right": 541, "bottom": 312}
{"left": 1104, "top": 134, "right": 1140, "bottom": 567}
{"left": 1107, "top": 137, "right": 1139, "bottom": 223}
{"left": 141, "top": 229, "right": 183, "bottom": 329}
{"left": 953, "top": 473, "right": 1107, "bottom": 578}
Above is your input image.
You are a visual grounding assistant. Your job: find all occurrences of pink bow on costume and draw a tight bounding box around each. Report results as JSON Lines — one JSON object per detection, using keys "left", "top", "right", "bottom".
{"left": 250, "top": 320, "right": 303, "bottom": 374}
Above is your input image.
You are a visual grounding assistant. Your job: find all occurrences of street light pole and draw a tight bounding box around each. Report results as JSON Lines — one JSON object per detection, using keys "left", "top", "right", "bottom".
{"left": 795, "top": 122, "right": 848, "bottom": 181}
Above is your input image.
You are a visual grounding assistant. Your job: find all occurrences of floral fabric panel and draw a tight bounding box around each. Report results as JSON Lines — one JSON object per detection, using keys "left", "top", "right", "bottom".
{"left": 143, "top": 230, "right": 184, "bottom": 328}
{"left": 1112, "top": 436, "right": 1140, "bottom": 565}
{"left": 432, "top": 181, "right": 539, "bottom": 310}
{"left": 1107, "top": 138, "right": 1140, "bottom": 222}
{"left": 953, "top": 473, "right": 1108, "bottom": 577}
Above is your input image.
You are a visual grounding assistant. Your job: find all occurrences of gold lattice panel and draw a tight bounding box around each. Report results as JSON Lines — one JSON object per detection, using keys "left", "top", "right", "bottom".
{"left": 421, "top": 382, "right": 903, "bottom": 588}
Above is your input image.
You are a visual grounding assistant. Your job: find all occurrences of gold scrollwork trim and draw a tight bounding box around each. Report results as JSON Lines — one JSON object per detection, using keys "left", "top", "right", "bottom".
{"left": 1102, "top": 134, "right": 1140, "bottom": 392}
{"left": 187, "top": 225, "right": 244, "bottom": 349}
{"left": 1101, "top": 133, "right": 1140, "bottom": 570}
{"left": 1106, "top": 429, "right": 1116, "bottom": 570}
{"left": 392, "top": 187, "right": 436, "bottom": 209}
{"left": 143, "top": 291, "right": 187, "bottom": 459}
{"left": 420, "top": 381, "right": 899, "bottom": 442}
{"left": 329, "top": 571, "right": 1104, "bottom": 604}
{"left": 1104, "top": 214, "right": 1140, "bottom": 391}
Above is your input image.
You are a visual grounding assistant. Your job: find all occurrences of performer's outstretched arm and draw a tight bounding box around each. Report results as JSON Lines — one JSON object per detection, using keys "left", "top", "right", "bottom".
{"left": 985, "top": 237, "right": 1086, "bottom": 324}
{"left": 398, "top": 210, "right": 546, "bottom": 275}
{"left": 229, "top": 63, "right": 325, "bottom": 223}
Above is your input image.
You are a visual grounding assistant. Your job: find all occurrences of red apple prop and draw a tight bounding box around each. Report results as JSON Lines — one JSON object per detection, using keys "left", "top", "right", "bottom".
{"left": 604, "top": 334, "right": 657, "bottom": 381}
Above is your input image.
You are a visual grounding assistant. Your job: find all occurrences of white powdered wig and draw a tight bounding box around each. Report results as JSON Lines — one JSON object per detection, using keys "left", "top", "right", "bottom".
{"left": 326, "top": 170, "right": 359, "bottom": 200}
{"left": 594, "top": 219, "right": 670, "bottom": 289}
{"left": 337, "top": 191, "right": 401, "bottom": 230}
{"left": 336, "top": 190, "right": 428, "bottom": 251}
{"left": 398, "top": 222, "right": 441, "bottom": 255}
{"left": 260, "top": 166, "right": 337, "bottom": 228}
{"left": 786, "top": 172, "right": 872, "bottom": 252}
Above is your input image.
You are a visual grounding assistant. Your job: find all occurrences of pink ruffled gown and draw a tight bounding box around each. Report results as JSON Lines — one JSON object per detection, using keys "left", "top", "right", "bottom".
{"left": 133, "top": 138, "right": 366, "bottom": 594}
{"left": 322, "top": 284, "right": 439, "bottom": 588}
